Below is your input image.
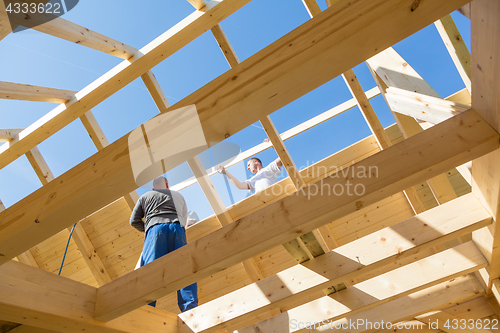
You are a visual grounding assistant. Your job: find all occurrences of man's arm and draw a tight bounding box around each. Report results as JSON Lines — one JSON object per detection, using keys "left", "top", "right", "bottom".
{"left": 274, "top": 157, "right": 283, "bottom": 169}
{"left": 218, "top": 166, "right": 249, "bottom": 190}
{"left": 129, "top": 198, "right": 145, "bottom": 232}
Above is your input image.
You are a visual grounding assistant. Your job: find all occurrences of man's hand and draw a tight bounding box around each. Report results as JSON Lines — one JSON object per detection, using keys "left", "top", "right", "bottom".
{"left": 217, "top": 166, "right": 226, "bottom": 174}
{"left": 264, "top": 138, "right": 270, "bottom": 143}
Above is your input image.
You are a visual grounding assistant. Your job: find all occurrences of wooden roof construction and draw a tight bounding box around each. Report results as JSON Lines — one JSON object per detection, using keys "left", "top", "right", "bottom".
{"left": 1, "top": 0, "right": 500, "bottom": 332}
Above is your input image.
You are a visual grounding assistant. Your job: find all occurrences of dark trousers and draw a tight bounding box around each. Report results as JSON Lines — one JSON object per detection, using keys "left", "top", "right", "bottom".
{"left": 141, "top": 222, "right": 198, "bottom": 312}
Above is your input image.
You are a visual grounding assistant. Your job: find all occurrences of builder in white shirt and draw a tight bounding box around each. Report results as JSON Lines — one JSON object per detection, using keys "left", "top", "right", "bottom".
{"left": 217, "top": 147, "right": 283, "bottom": 193}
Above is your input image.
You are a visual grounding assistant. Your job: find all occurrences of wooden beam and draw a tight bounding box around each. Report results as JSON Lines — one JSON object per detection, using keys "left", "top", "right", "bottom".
{"left": 7, "top": 11, "right": 138, "bottom": 59}
{"left": 458, "top": 3, "right": 471, "bottom": 19}
{"left": 0, "top": 0, "right": 251, "bottom": 170}
{"left": 24, "top": 145, "right": 112, "bottom": 285}
{"left": 80, "top": 110, "right": 138, "bottom": 210}
{"left": 470, "top": 0, "right": 500, "bottom": 289}
{"left": 260, "top": 116, "right": 306, "bottom": 189}
{"left": 302, "top": 0, "right": 322, "bottom": 17}
{"left": 96, "top": 135, "right": 495, "bottom": 321}
{"left": 210, "top": 24, "right": 239, "bottom": 68}
{"left": 385, "top": 87, "right": 470, "bottom": 124}
{"left": 0, "top": 260, "right": 178, "bottom": 333}
{"left": 25, "top": 147, "right": 54, "bottom": 186}
{"left": 0, "top": 81, "right": 76, "bottom": 103}
{"left": 80, "top": 111, "right": 110, "bottom": 151}
{"left": 0, "top": 1, "right": 49, "bottom": 41}
{"left": 188, "top": 156, "right": 231, "bottom": 226}
{"left": 342, "top": 69, "right": 392, "bottom": 149}
{"left": 434, "top": 14, "right": 472, "bottom": 93}
{"left": 0, "top": 0, "right": 475, "bottom": 265}
{"left": 0, "top": 129, "right": 23, "bottom": 142}
{"left": 492, "top": 279, "right": 500, "bottom": 311}
{"left": 237, "top": 242, "right": 487, "bottom": 333}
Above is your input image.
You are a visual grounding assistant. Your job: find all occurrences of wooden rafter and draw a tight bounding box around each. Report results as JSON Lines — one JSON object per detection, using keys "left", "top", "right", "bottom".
{"left": 385, "top": 86, "right": 470, "bottom": 124}
{"left": 24, "top": 145, "right": 113, "bottom": 285}
{"left": 470, "top": 0, "right": 500, "bottom": 291}
{"left": 0, "top": 81, "right": 76, "bottom": 103}
{"left": 93, "top": 108, "right": 498, "bottom": 321}
{"left": 434, "top": 14, "right": 472, "bottom": 93}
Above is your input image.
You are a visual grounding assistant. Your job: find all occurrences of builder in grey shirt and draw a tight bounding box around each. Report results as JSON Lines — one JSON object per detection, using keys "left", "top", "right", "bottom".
{"left": 130, "top": 176, "right": 198, "bottom": 312}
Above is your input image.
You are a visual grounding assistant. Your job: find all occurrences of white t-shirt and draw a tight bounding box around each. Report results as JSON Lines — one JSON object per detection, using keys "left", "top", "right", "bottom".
{"left": 245, "top": 160, "right": 282, "bottom": 193}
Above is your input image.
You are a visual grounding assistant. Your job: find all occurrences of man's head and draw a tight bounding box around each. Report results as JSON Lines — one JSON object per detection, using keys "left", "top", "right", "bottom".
{"left": 247, "top": 157, "right": 263, "bottom": 174}
{"left": 152, "top": 176, "right": 169, "bottom": 190}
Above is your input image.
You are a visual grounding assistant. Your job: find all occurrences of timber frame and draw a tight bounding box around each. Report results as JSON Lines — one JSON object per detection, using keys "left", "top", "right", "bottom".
{"left": 1, "top": 0, "right": 500, "bottom": 332}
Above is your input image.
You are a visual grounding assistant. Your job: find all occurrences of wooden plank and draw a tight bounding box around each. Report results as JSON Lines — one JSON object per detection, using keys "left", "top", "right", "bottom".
{"left": 434, "top": 14, "right": 472, "bottom": 93}
{"left": 470, "top": 0, "right": 500, "bottom": 289}
{"left": 25, "top": 144, "right": 112, "bottom": 285}
{"left": 385, "top": 87, "right": 470, "bottom": 124}
{"left": 0, "top": 128, "right": 23, "bottom": 142}
{"left": 342, "top": 69, "right": 392, "bottom": 149}
{"left": 0, "top": 0, "right": 475, "bottom": 264}
{"left": 25, "top": 147, "right": 54, "bottom": 186}
{"left": 0, "top": 81, "right": 75, "bottom": 103}
{"left": 176, "top": 193, "right": 491, "bottom": 332}
{"left": 458, "top": 3, "right": 471, "bottom": 19}
{"left": 0, "top": 260, "right": 178, "bottom": 333}
{"left": 0, "top": 0, "right": 251, "bottom": 170}
{"left": 210, "top": 24, "right": 239, "bottom": 68}
{"left": 260, "top": 116, "right": 305, "bottom": 189}
{"left": 238, "top": 242, "right": 487, "bottom": 333}
{"left": 80, "top": 111, "right": 110, "bottom": 151}
{"left": 141, "top": 70, "right": 170, "bottom": 114}
{"left": 7, "top": 11, "right": 138, "bottom": 59}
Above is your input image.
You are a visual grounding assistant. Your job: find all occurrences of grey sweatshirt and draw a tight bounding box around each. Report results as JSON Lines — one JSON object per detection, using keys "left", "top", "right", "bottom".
{"left": 130, "top": 189, "right": 187, "bottom": 233}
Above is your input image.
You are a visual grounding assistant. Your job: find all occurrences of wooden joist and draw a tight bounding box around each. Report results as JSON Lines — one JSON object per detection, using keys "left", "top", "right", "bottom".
{"left": 434, "top": 14, "right": 472, "bottom": 93}
{"left": 0, "top": 260, "right": 178, "bottom": 333}
{"left": 0, "top": 81, "right": 76, "bottom": 103}
{"left": 385, "top": 87, "right": 470, "bottom": 125}
{"left": 470, "top": 0, "right": 500, "bottom": 290}
{"left": 93, "top": 111, "right": 497, "bottom": 321}
{"left": 238, "top": 242, "right": 487, "bottom": 333}
{"left": 177, "top": 193, "right": 491, "bottom": 333}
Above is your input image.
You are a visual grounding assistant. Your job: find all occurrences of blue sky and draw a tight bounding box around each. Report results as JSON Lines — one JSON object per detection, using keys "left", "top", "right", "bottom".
{"left": 0, "top": 0, "right": 471, "bottom": 221}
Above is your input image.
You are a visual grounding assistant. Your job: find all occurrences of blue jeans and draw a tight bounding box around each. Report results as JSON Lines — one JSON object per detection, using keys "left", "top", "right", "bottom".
{"left": 140, "top": 222, "right": 198, "bottom": 312}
